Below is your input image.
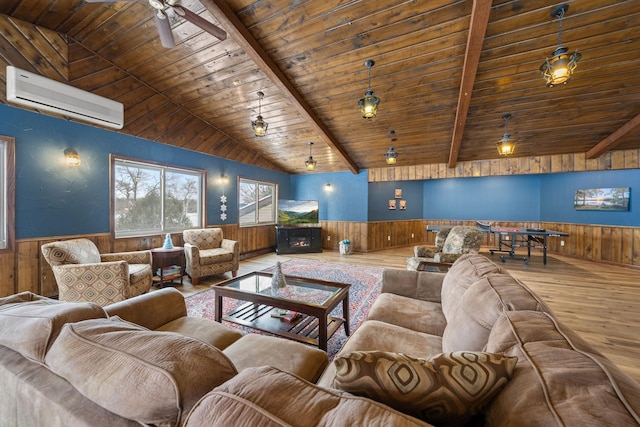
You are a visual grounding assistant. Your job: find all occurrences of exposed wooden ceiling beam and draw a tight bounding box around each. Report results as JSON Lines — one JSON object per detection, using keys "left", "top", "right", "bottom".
{"left": 448, "top": 0, "right": 492, "bottom": 168}
{"left": 587, "top": 112, "right": 640, "bottom": 159}
{"left": 200, "top": 0, "right": 360, "bottom": 174}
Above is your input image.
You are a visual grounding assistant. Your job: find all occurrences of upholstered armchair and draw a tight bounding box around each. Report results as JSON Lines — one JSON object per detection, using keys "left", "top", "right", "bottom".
{"left": 41, "top": 238, "right": 153, "bottom": 306}
{"left": 407, "top": 226, "right": 484, "bottom": 270}
{"left": 183, "top": 228, "right": 239, "bottom": 285}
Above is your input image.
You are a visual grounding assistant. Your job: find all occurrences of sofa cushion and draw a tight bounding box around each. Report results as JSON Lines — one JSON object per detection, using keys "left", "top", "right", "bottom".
{"left": 366, "top": 293, "right": 446, "bottom": 336}
{"left": 333, "top": 351, "right": 516, "bottom": 426}
{"left": 442, "top": 274, "right": 552, "bottom": 352}
{"left": 0, "top": 292, "right": 106, "bottom": 363}
{"left": 45, "top": 317, "right": 237, "bottom": 426}
{"left": 184, "top": 366, "right": 433, "bottom": 427}
{"left": 484, "top": 311, "right": 640, "bottom": 427}
{"left": 156, "top": 316, "right": 242, "bottom": 350}
{"left": 440, "top": 254, "right": 503, "bottom": 321}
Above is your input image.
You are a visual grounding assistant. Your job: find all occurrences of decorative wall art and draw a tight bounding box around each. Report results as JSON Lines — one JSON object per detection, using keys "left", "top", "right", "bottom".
{"left": 394, "top": 188, "right": 403, "bottom": 199}
{"left": 399, "top": 200, "right": 407, "bottom": 210}
{"left": 574, "top": 187, "right": 630, "bottom": 211}
{"left": 388, "top": 199, "right": 396, "bottom": 210}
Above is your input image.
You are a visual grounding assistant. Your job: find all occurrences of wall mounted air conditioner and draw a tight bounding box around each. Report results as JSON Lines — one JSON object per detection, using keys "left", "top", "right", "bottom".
{"left": 6, "top": 66, "right": 124, "bottom": 129}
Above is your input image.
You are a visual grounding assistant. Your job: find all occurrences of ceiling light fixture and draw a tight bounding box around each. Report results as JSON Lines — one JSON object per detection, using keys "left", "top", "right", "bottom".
{"left": 251, "top": 91, "right": 268, "bottom": 137}
{"left": 540, "top": 4, "right": 581, "bottom": 88}
{"left": 305, "top": 142, "right": 317, "bottom": 171}
{"left": 496, "top": 114, "right": 516, "bottom": 156}
{"left": 385, "top": 130, "right": 399, "bottom": 165}
{"left": 358, "top": 59, "right": 380, "bottom": 119}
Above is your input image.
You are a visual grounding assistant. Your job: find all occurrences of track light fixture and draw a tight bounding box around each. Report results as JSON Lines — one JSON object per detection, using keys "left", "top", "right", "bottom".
{"left": 385, "top": 130, "right": 399, "bottom": 165}
{"left": 496, "top": 114, "right": 516, "bottom": 156}
{"left": 305, "top": 142, "right": 317, "bottom": 171}
{"left": 358, "top": 59, "right": 380, "bottom": 119}
{"left": 540, "top": 4, "right": 581, "bottom": 87}
{"left": 251, "top": 91, "right": 268, "bottom": 137}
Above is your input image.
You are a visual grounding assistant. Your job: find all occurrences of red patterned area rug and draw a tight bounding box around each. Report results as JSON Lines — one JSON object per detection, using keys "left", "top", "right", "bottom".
{"left": 185, "top": 259, "right": 383, "bottom": 359}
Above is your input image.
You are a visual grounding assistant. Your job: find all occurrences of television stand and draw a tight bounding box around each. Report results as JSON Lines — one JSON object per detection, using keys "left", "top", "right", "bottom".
{"left": 275, "top": 226, "right": 322, "bottom": 254}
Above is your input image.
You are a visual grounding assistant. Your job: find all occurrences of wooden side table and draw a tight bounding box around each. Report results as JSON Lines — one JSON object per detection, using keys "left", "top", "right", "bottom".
{"left": 150, "top": 247, "right": 185, "bottom": 287}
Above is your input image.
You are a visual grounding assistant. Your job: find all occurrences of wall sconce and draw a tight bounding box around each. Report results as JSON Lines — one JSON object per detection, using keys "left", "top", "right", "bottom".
{"left": 251, "top": 91, "right": 268, "bottom": 137}
{"left": 325, "top": 183, "right": 332, "bottom": 191}
{"left": 305, "top": 141, "right": 317, "bottom": 171}
{"left": 496, "top": 114, "right": 516, "bottom": 156}
{"left": 540, "top": 4, "right": 581, "bottom": 87}
{"left": 358, "top": 59, "right": 380, "bottom": 119}
{"left": 385, "top": 130, "right": 399, "bottom": 165}
{"left": 220, "top": 175, "right": 230, "bottom": 185}
{"left": 64, "top": 148, "right": 81, "bottom": 166}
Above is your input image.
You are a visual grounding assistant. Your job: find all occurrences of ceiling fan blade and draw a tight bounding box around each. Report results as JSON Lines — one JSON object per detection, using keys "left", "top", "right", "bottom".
{"left": 174, "top": 6, "right": 227, "bottom": 41}
{"left": 154, "top": 11, "right": 176, "bottom": 48}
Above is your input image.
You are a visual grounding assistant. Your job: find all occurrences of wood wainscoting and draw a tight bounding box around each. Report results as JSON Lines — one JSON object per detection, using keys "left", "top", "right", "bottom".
{"left": 2, "top": 224, "right": 276, "bottom": 298}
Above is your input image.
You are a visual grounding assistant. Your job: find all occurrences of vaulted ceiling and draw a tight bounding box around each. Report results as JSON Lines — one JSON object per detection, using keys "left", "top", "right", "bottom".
{"left": 1, "top": 0, "right": 639, "bottom": 175}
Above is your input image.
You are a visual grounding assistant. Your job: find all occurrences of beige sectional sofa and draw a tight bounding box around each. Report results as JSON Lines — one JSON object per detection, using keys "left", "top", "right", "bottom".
{"left": 2, "top": 253, "right": 639, "bottom": 426}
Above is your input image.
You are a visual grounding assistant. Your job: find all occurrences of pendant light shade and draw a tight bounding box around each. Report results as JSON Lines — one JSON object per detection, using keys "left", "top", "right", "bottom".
{"left": 540, "top": 4, "right": 581, "bottom": 87}
{"left": 305, "top": 142, "right": 317, "bottom": 171}
{"left": 385, "top": 130, "right": 398, "bottom": 165}
{"left": 251, "top": 91, "right": 268, "bottom": 136}
{"left": 358, "top": 59, "right": 380, "bottom": 119}
{"left": 496, "top": 114, "right": 516, "bottom": 156}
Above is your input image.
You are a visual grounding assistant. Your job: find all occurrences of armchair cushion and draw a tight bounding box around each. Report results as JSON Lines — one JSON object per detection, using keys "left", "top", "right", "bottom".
{"left": 198, "top": 248, "right": 234, "bottom": 265}
{"left": 183, "top": 228, "right": 223, "bottom": 250}
{"left": 41, "top": 238, "right": 101, "bottom": 265}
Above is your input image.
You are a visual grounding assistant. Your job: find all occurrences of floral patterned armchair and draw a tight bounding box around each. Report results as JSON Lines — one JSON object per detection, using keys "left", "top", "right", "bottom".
{"left": 41, "top": 238, "right": 153, "bottom": 306}
{"left": 183, "top": 228, "right": 239, "bottom": 285}
{"left": 407, "top": 226, "right": 484, "bottom": 270}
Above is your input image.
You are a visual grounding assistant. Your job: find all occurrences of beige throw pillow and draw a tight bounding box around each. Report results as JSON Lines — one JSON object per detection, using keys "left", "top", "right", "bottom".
{"left": 45, "top": 316, "right": 237, "bottom": 426}
{"left": 333, "top": 351, "right": 517, "bottom": 426}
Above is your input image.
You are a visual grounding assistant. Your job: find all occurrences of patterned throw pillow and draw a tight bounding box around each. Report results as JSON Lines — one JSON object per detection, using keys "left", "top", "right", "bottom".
{"left": 333, "top": 351, "right": 517, "bottom": 426}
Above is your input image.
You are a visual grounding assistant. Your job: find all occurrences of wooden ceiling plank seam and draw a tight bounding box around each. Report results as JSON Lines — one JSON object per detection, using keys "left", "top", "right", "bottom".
{"left": 587, "top": 112, "right": 640, "bottom": 159}
{"left": 201, "top": 0, "right": 360, "bottom": 174}
{"left": 448, "top": 0, "right": 493, "bottom": 168}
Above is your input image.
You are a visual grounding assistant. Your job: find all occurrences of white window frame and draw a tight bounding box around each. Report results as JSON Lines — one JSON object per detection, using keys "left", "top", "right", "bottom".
{"left": 0, "top": 136, "right": 15, "bottom": 252}
{"left": 112, "top": 156, "right": 206, "bottom": 238}
{"left": 238, "top": 177, "right": 277, "bottom": 227}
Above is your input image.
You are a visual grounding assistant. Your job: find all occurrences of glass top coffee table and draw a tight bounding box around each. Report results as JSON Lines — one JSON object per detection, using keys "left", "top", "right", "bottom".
{"left": 213, "top": 271, "right": 350, "bottom": 351}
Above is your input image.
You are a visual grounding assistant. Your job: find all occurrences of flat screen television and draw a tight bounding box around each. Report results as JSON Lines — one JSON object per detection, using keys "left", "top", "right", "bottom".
{"left": 278, "top": 200, "right": 319, "bottom": 224}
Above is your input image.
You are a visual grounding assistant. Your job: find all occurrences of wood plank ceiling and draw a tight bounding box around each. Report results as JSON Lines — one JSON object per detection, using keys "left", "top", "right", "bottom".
{"left": 0, "top": 0, "right": 639, "bottom": 175}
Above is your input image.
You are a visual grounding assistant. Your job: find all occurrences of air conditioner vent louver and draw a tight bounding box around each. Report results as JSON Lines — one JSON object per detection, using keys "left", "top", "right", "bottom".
{"left": 6, "top": 66, "right": 124, "bottom": 129}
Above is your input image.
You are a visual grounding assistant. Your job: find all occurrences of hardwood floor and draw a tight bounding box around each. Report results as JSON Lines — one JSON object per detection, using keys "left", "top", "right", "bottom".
{"left": 171, "top": 246, "right": 640, "bottom": 384}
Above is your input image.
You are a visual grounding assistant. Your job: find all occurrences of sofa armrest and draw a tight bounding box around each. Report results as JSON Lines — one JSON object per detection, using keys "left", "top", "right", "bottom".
{"left": 101, "top": 250, "right": 152, "bottom": 265}
{"left": 221, "top": 239, "right": 239, "bottom": 255}
{"left": 381, "top": 269, "right": 444, "bottom": 302}
{"left": 104, "top": 287, "right": 188, "bottom": 330}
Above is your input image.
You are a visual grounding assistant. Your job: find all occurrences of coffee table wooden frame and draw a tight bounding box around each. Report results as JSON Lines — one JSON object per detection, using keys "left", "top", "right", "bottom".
{"left": 213, "top": 271, "right": 350, "bottom": 351}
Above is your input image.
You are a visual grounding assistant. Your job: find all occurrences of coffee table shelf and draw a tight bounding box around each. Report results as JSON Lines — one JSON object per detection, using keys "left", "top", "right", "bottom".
{"left": 223, "top": 302, "right": 345, "bottom": 348}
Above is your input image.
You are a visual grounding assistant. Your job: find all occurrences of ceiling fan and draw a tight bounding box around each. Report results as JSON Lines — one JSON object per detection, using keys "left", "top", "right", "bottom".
{"left": 85, "top": 0, "right": 227, "bottom": 48}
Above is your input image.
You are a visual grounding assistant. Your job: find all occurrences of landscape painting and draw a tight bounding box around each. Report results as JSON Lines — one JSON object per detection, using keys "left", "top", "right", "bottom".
{"left": 278, "top": 200, "right": 319, "bottom": 224}
{"left": 574, "top": 187, "right": 630, "bottom": 211}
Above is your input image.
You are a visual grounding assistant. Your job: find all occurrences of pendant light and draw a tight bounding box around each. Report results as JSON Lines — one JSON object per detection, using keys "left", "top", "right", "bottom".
{"left": 251, "top": 91, "right": 268, "bottom": 136}
{"left": 540, "top": 4, "right": 581, "bottom": 87}
{"left": 305, "top": 142, "right": 317, "bottom": 171}
{"left": 496, "top": 114, "right": 516, "bottom": 156}
{"left": 385, "top": 130, "right": 398, "bottom": 165}
{"left": 358, "top": 59, "right": 380, "bottom": 119}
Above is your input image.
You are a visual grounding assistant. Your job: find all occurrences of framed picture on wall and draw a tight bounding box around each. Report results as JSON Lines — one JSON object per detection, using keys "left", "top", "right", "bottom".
{"left": 388, "top": 199, "right": 396, "bottom": 210}
{"left": 394, "top": 188, "right": 403, "bottom": 199}
{"left": 399, "top": 200, "right": 406, "bottom": 210}
{"left": 574, "top": 187, "right": 630, "bottom": 211}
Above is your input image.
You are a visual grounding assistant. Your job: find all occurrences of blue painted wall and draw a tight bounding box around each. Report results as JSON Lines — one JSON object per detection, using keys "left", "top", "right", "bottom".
{"left": 540, "top": 170, "right": 638, "bottom": 226}
{"left": 0, "top": 105, "right": 290, "bottom": 239}
{"left": 290, "top": 171, "right": 368, "bottom": 222}
{"left": 423, "top": 175, "right": 541, "bottom": 221}
{"left": 368, "top": 180, "right": 424, "bottom": 221}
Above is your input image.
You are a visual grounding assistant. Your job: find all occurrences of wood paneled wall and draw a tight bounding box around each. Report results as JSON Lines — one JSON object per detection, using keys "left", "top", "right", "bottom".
{"left": 369, "top": 149, "right": 640, "bottom": 182}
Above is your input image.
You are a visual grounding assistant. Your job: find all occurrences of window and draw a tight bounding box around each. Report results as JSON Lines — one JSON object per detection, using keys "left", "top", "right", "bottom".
{"left": 239, "top": 178, "right": 277, "bottom": 227}
{"left": 112, "top": 157, "right": 205, "bottom": 237}
{"left": 0, "top": 136, "right": 15, "bottom": 252}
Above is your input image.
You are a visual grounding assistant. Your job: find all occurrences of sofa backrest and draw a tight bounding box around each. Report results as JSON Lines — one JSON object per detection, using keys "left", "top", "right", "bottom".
{"left": 484, "top": 310, "right": 640, "bottom": 427}
{"left": 41, "top": 238, "right": 101, "bottom": 265}
{"left": 441, "top": 273, "right": 553, "bottom": 352}
{"left": 440, "top": 254, "right": 503, "bottom": 321}
{"left": 183, "top": 228, "right": 223, "bottom": 250}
